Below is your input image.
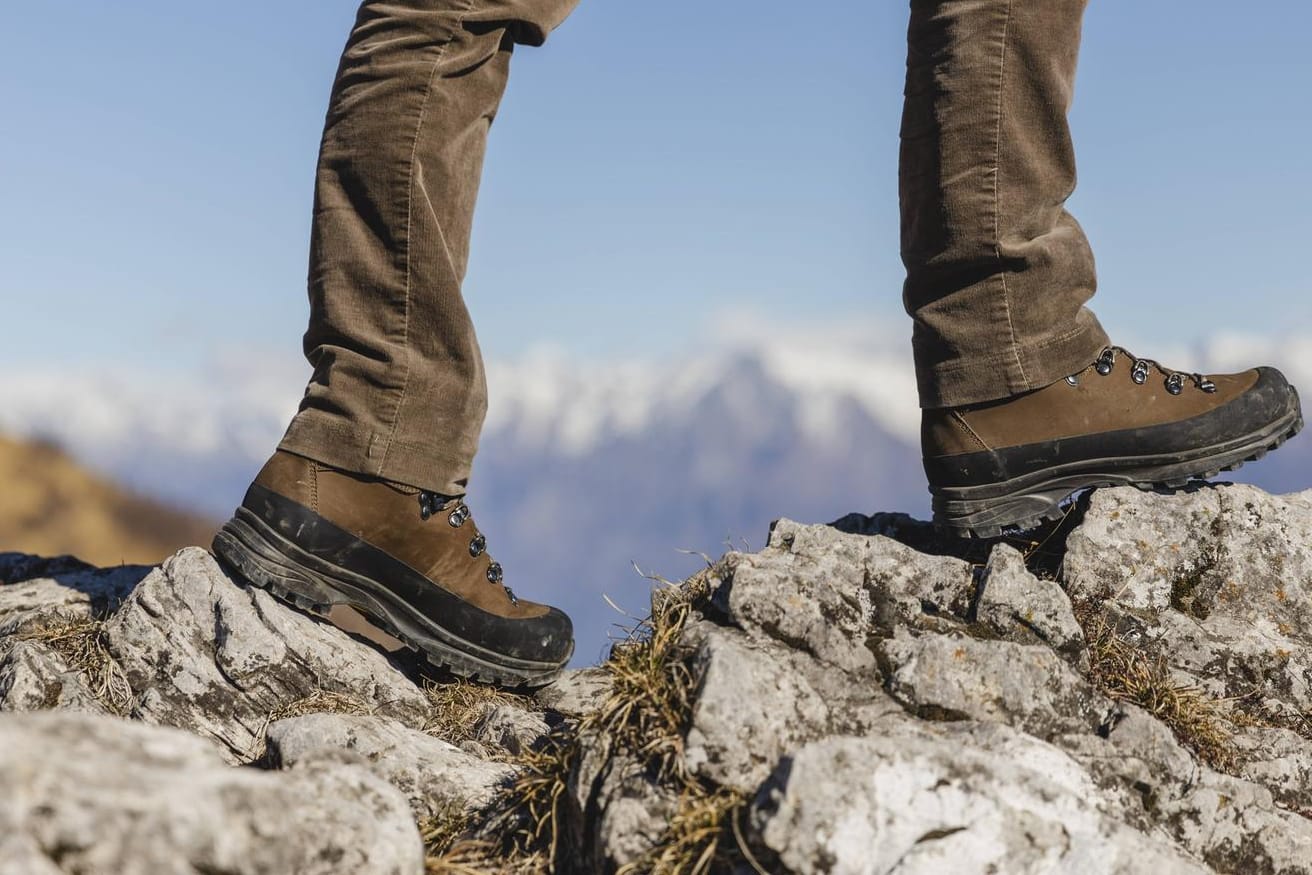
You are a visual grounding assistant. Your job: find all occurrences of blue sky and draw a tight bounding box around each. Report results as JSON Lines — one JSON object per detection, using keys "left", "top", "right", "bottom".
{"left": 3, "top": 2, "right": 1311, "bottom": 377}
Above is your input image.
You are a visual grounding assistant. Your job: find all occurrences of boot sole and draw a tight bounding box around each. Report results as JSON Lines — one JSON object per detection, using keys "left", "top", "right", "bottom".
{"left": 212, "top": 508, "right": 569, "bottom": 688}
{"left": 932, "top": 406, "right": 1304, "bottom": 539}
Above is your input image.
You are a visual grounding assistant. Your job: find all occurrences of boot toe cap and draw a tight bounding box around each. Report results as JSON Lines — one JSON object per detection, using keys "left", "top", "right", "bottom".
{"left": 1236, "top": 366, "right": 1300, "bottom": 424}
{"left": 520, "top": 605, "right": 574, "bottom": 666}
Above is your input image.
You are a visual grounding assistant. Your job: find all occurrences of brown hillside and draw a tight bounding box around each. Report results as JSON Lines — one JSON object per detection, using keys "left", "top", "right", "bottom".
{"left": 0, "top": 434, "right": 217, "bottom": 566}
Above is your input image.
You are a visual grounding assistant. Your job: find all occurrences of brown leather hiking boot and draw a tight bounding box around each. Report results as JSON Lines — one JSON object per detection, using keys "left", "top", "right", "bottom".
{"left": 211, "top": 451, "right": 572, "bottom": 686}
{"left": 924, "top": 347, "right": 1303, "bottom": 538}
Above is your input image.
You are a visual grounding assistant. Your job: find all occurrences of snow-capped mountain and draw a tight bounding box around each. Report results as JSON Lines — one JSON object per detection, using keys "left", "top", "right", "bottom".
{"left": 3, "top": 326, "right": 1310, "bottom": 661}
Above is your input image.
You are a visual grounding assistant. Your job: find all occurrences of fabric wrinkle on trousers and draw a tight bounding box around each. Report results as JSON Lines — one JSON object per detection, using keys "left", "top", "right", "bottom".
{"left": 282, "top": 0, "right": 1112, "bottom": 494}
{"left": 279, "top": 0, "right": 580, "bottom": 497}
{"left": 900, "top": 0, "right": 1110, "bottom": 409}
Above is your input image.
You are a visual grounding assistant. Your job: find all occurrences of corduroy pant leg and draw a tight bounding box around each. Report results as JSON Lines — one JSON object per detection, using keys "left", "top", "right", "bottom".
{"left": 280, "top": 0, "right": 580, "bottom": 495}
{"left": 901, "top": 0, "right": 1110, "bottom": 409}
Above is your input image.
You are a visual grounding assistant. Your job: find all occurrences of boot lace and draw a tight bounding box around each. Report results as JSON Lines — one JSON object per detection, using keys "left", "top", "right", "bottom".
{"left": 1080, "top": 346, "right": 1217, "bottom": 395}
{"left": 418, "top": 492, "right": 517, "bottom": 604}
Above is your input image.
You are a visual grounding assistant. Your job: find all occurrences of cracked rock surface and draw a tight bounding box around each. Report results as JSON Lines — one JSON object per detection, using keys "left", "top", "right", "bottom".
{"left": 0, "top": 711, "right": 422, "bottom": 875}
{"left": 6, "top": 483, "right": 1312, "bottom": 873}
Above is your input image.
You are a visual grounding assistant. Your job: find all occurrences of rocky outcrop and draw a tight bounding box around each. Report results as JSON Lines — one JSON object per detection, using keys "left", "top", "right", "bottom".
{"left": 750, "top": 728, "right": 1209, "bottom": 875}
{"left": 0, "top": 711, "right": 422, "bottom": 875}
{"left": 0, "top": 546, "right": 556, "bottom": 874}
{"left": 558, "top": 485, "right": 1312, "bottom": 873}
{"left": 0, "top": 553, "right": 148, "bottom": 635}
{"left": 265, "top": 713, "right": 514, "bottom": 818}
{"left": 5, "top": 482, "right": 1312, "bottom": 873}
{"left": 101, "top": 548, "right": 432, "bottom": 761}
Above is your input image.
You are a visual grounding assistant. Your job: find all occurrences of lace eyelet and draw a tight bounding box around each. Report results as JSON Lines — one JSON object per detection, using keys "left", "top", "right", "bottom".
{"left": 487, "top": 562, "right": 503, "bottom": 584}
{"left": 1065, "top": 375, "right": 1080, "bottom": 386}
{"left": 448, "top": 504, "right": 470, "bottom": 528}
{"left": 1131, "top": 361, "right": 1149, "bottom": 385}
{"left": 1165, "top": 374, "right": 1184, "bottom": 395}
{"left": 1199, "top": 379, "right": 1217, "bottom": 394}
{"left": 470, "top": 534, "right": 487, "bottom": 558}
{"left": 418, "top": 492, "right": 442, "bottom": 521}
{"left": 1095, "top": 349, "right": 1116, "bottom": 376}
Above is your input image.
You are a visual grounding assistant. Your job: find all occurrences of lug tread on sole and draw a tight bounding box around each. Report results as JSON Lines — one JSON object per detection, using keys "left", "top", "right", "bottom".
{"left": 942, "top": 413, "right": 1304, "bottom": 540}
{"left": 212, "top": 527, "right": 560, "bottom": 691}
{"left": 258, "top": 571, "right": 556, "bottom": 689}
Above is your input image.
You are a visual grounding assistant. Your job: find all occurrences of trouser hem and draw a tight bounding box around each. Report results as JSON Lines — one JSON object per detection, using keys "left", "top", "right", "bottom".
{"left": 917, "top": 322, "right": 1110, "bottom": 409}
{"left": 279, "top": 411, "right": 473, "bottom": 497}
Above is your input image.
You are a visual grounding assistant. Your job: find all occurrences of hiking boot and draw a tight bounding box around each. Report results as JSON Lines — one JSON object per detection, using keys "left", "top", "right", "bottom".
{"left": 211, "top": 450, "right": 572, "bottom": 686}
{"left": 923, "top": 346, "right": 1303, "bottom": 538}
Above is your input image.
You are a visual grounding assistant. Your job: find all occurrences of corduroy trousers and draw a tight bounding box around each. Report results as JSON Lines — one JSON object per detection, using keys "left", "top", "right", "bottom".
{"left": 279, "top": 0, "right": 1109, "bottom": 495}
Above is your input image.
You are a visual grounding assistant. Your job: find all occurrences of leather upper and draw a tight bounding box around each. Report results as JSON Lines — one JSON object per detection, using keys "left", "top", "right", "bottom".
{"left": 250, "top": 450, "right": 550, "bottom": 622}
{"left": 924, "top": 356, "right": 1262, "bottom": 457}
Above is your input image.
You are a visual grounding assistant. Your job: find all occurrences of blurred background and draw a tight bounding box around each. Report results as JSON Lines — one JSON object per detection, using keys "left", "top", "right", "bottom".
{"left": 3, "top": 1, "right": 1310, "bottom": 664}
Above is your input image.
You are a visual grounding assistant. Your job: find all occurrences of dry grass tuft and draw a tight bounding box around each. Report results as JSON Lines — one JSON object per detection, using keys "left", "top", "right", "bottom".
{"left": 1231, "top": 697, "right": 1312, "bottom": 742}
{"left": 424, "top": 680, "right": 532, "bottom": 750}
{"left": 619, "top": 786, "right": 754, "bottom": 875}
{"left": 419, "top": 563, "right": 755, "bottom": 874}
{"left": 594, "top": 567, "right": 761, "bottom": 873}
{"left": 420, "top": 802, "right": 540, "bottom": 875}
{"left": 592, "top": 575, "right": 708, "bottom": 783}
{"left": 418, "top": 678, "right": 581, "bottom": 873}
{"left": 419, "top": 801, "right": 470, "bottom": 849}
{"left": 424, "top": 785, "right": 555, "bottom": 874}
{"left": 266, "top": 689, "right": 373, "bottom": 724}
{"left": 20, "top": 615, "right": 132, "bottom": 714}
{"left": 499, "top": 731, "right": 579, "bottom": 862}
{"left": 248, "top": 688, "right": 374, "bottom": 763}
{"left": 1076, "top": 601, "right": 1238, "bottom": 770}
{"left": 425, "top": 842, "right": 547, "bottom": 875}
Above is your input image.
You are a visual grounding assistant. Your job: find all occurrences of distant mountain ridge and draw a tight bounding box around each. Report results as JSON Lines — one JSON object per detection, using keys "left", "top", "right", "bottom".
{"left": 3, "top": 327, "right": 1310, "bottom": 659}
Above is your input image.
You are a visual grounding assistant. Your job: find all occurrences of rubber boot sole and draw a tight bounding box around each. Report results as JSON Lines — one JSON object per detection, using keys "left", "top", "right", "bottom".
{"left": 212, "top": 507, "right": 569, "bottom": 688}
{"left": 932, "top": 406, "right": 1304, "bottom": 539}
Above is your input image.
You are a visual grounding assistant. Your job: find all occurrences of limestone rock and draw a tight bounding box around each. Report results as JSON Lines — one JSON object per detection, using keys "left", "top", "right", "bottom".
{"left": 975, "top": 542, "right": 1085, "bottom": 660}
{"left": 1067, "top": 487, "right": 1312, "bottom": 748}
{"left": 266, "top": 713, "right": 513, "bottom": 819}
{"left": 1160, "top": 770, "right": 1312, "bottom": 873}
{"left": 10, "top": 481, "right": 1312, "bottom": 874}
{"left": 0, "top": 558, "right": 149, "bottom": 636}
{"left": 103, "top": 548, "right": 430, "bottom": 761}
{"left": 683, "top": 624, "right": 833, "bottom": 791}
{"left": 564, "top": 731, "right": 677, "bottom": 872}
{"left": 471, "top": 703, "right": 551, "bottom": 758}
{"left": 0, "top": 711, "right": 422, "bottom": 875}
{"left": 1064, "top": 485, "right": 1312, "bottom": 615}
{"left": 750, "top": 726, "right": 1208, "bottom": 875}
{"left": 0, "top": 639, "right": 107, "bottom": 714}
{"left": 1082, "top": 702, "right": 1202, "bottom": 808}
{"left": 712, "top": 519, "right": 976, "bottom": 677}
{"left": 1234, "top": 726, "right": 1312, "bottom": 809}
{"left": 877, "top": 630, "right": 1110, "bottom": 739}
{"left": 534, "top": 666, "right": 611, "bottom": 716}
{"left": 0, "top": 838, "right": 64, "bottom": 875}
